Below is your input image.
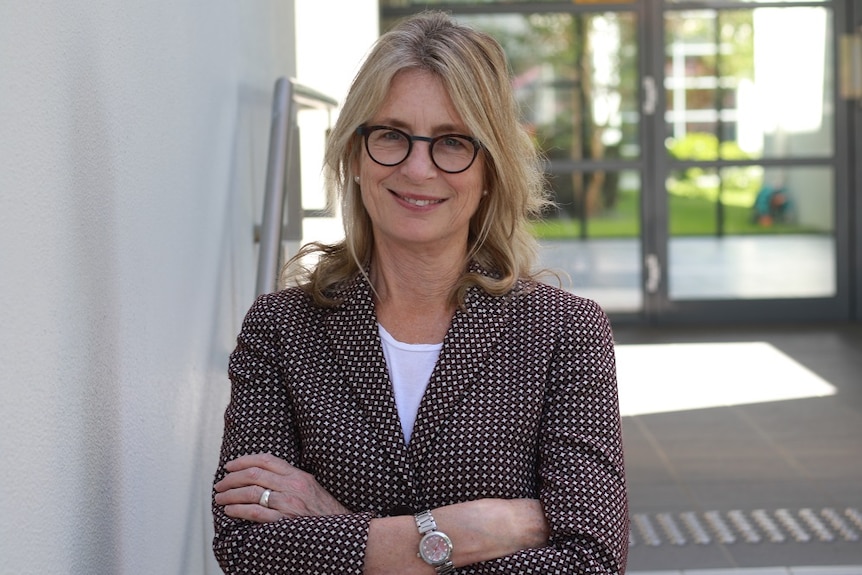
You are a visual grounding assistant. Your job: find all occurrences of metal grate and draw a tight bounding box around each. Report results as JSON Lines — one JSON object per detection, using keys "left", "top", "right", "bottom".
{"left": 629, "top": 507, "right": 861, "bottom": 548}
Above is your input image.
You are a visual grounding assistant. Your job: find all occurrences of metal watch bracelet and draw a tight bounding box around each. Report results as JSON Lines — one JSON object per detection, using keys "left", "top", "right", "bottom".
{"left": 414, "top": 510, "right": 455, "bottom": 574}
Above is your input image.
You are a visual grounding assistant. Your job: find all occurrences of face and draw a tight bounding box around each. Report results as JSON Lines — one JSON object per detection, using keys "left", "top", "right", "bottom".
{"left": 355, "top": 68, "right": 485, "bottom": 256}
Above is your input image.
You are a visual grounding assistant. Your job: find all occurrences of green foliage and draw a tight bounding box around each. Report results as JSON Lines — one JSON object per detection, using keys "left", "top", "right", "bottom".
{"left": 533, "top": 189, "right": 640, "bottom": 238}
{"left": 666, "top": 132, "right": 750, "bottom": 162}
{"left": 667, "top": 132, "right": 718, "bottom": 161}
{"left": 532, "top": 186, "right": 819, "bottom": 239}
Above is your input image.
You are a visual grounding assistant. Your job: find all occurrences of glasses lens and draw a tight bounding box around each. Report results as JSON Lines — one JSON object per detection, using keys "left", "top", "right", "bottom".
{"left": 366, "top": 128, "right": 410, "bottom": 166}
{"left": 431, "top": 136, "right": 477, "bottom": 173}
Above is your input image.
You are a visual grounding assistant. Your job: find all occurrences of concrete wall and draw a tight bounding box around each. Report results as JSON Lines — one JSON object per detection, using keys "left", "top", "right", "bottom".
{"left": 0, "top": 1, "right": 375, "bottom": 573}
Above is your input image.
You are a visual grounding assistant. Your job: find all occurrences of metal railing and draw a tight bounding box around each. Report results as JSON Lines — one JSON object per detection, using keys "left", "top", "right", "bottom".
{"left": 255, "top": 77, "right": 338, "bottom": 296}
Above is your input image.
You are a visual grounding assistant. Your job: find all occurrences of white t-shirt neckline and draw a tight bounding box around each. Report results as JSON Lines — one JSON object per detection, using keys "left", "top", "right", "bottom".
{"left": 377, "top": 323, "right": 443, "bottom": 445}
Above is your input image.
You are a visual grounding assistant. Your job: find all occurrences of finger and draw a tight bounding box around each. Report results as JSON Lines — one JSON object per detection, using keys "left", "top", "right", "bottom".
{"left": 214, "top": 484, "right": 267, "bottom": 507}
{"left": 225, "top": 453, "right": 297, "bottom": 475}
{"left": 214, "top": 466, "right": 281, "bottom": 492}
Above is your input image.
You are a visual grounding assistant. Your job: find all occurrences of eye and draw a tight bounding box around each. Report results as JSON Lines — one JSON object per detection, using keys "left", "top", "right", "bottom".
{"left": 378, "top": 129, "right": 406, "bottom": 142}
{"left": 439, "top": 136, "right": 469, "bottom": 150}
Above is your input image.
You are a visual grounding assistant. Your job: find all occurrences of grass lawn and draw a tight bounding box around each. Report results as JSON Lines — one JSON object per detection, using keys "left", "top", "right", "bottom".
{"left": 533, "top": 188, "right": 821, "bottom": 239}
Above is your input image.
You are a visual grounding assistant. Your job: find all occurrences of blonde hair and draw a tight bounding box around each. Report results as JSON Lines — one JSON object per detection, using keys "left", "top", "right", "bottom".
{"left": 283, "top": 11, "right": 551, "bottom": 306}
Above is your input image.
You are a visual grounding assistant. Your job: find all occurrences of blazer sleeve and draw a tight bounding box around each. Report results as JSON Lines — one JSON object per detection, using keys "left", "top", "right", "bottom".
{"left": 466, "top": 298, "right": 628, "bottom": 574}
{"left": 212, "top": 294, "right": 374, "bottom": 575}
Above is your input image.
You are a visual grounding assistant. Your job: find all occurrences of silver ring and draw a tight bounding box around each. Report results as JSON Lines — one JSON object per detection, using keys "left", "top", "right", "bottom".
{"left": 258, "top": 488, "right": 272, "bottom": 508}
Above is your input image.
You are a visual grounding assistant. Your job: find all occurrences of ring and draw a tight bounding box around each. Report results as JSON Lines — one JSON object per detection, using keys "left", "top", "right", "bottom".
{"left": 258, "top": 488, "right": 272, "bottom": 508}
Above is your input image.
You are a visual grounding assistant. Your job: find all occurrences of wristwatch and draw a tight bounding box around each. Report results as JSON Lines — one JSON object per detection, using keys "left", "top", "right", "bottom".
{"left": 414, "top": 509, "right": 455, "bottom": 574}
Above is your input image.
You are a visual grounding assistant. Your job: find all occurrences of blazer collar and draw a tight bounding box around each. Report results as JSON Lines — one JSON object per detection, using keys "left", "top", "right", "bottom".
{"left": 324, "top": 270, "right": 514, "bottom": 485}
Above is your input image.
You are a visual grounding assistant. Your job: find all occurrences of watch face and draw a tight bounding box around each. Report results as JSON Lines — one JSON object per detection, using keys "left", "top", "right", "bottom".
{"left": 419, "top": 532, "right": 452, "bottom": 564}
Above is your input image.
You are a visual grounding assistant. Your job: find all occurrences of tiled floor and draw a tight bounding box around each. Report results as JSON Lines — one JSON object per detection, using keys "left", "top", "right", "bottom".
{"left": 630, "top": 567, "right": 862, "bottom": 575}
{"left": 613, "top": 323, "right": 862, "bottom": 572}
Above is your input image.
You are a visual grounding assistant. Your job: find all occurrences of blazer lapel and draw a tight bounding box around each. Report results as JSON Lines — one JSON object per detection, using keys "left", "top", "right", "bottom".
{"left": 325, "top": 278, "right": 415, "bottom": 493}
{"left": 408, "top": 285, "right": 509, "bottom": 471}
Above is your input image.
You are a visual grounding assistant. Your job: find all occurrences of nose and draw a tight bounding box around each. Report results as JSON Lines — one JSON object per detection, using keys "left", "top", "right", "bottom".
{"left": 398, "top": 139, "right": 437, "bottom": 181}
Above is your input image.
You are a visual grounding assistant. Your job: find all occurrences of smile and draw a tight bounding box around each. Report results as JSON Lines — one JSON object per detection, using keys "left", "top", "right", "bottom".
{"left": 393, "top": 191, "right": 445, "bottom": 207}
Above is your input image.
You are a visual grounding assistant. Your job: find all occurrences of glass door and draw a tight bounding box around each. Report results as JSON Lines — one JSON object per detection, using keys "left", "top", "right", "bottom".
{"left": 467, "top": 10, "right": 645, "bottom": 314}
{"left": 652, "top": 0, "right": 849, "bottom": 322}
{"left": 382, "top": 3, "right": 648, "bottom": 317}
{"left": 380, "top": 0, "right": 851, "bottom": 322}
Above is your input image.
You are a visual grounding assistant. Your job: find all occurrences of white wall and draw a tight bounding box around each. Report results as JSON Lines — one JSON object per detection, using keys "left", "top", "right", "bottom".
{"left": 0, "top": 1, "right": 375, "bottom": 573}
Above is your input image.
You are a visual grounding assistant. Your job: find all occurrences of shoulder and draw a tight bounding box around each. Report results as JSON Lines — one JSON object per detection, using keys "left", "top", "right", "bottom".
{"left": 246, "top": 286, "right": 318, "bottom": 316}
{"left": 513, "top": 280, "right": 608, "bottom": 320}
{"left": 239, "top": 287, "right": 326, "bottom": 336}
{"left": 241, "top": 276, "right": 370, "bottom": 332}
{"left": 500, "top": 281, "right": 613, "bottom": 348}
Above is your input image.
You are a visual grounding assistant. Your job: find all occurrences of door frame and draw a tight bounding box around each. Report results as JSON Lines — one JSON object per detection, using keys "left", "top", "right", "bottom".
{"left": 641, "top": 0, "right": 852, "bottom": 324}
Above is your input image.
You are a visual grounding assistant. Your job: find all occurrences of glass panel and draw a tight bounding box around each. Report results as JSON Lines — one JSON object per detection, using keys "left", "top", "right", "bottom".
{"left": 298, "top": 107, "right": 333, "bottom": 213}
{"left": 669, "top": 165, "right": 836, "bottom": 300}
{"left": 536, "top": 170, "right": 642, "bottom": 313}
{"left": 382, "top": 12, "right": 641, "bottom": 161}
{"left": 380, "top": 10, "right": 643, "bottom": 314}
{"left": 382, "top": 0, "right": 611, "bottom": 6}
{"left": 666, "top": 0, "right": 823, "bottom": 3}
{"left": 665, "top": 7, "right": 833, "bottom": 160}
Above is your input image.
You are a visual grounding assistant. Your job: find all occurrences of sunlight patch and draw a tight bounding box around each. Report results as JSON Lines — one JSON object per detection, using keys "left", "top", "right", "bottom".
{"left": 615, "top": 341, "right": 837, "bottom": 416}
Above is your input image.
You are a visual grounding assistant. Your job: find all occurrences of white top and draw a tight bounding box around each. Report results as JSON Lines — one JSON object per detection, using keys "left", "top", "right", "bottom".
{"left": 378, "top": 323, "right": 443, "bottom": 445}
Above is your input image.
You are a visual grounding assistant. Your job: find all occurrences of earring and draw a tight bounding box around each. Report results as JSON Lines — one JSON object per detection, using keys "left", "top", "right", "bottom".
{"left": 482, "top": 190, "right": 488, "bottom": 196}
{"left": 354, "top": 176, "right": 360, "bottom": 184}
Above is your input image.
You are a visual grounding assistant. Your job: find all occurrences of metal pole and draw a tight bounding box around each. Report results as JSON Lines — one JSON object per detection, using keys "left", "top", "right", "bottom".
{"left": 255, "top": 78, "right": 292, "bottom": 296}
{"left": 255, "top": 78, "right": 339, "bottom": 297}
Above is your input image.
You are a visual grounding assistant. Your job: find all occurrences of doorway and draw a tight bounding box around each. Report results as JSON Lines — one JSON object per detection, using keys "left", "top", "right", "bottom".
{"left": 380, "top": 0, "right": 852, "bottom": 323}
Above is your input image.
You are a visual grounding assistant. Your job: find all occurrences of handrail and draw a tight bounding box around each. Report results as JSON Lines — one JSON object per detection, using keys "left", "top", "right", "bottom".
{"left": 255, "top": 78, "right": 338, "bottom": 296}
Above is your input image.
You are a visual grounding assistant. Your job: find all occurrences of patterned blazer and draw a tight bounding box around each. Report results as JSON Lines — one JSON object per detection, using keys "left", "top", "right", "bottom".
{"left": 213, "top": 273, "right": 628, "bottom": 574}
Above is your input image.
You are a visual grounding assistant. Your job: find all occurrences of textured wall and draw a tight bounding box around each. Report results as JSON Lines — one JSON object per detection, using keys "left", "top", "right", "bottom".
{"left": 0, "top": 1, "right": 374, "bottom": 573}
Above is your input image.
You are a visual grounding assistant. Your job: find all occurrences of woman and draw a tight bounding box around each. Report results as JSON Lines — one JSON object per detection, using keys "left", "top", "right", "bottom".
{"left": 213, "top": 11, "right": 627, "bottom": 574}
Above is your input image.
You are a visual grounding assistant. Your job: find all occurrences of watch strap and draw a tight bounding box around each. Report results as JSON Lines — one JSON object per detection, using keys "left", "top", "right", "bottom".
{"left": 414, "top": 510, "right": 455, "bottom": 574}
{"left": 415, "top": 509, "right": 438, "bottom": 535}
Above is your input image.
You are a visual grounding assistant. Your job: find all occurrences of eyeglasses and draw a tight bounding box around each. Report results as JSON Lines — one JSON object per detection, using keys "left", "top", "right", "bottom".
{"left": 356, "top": 125, "right": 481, "bottom": 174}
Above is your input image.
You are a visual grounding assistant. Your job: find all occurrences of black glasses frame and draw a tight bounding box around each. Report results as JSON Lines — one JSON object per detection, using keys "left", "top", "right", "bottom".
{"left": 356, "top": 125, "right": 482, "bottom": 174}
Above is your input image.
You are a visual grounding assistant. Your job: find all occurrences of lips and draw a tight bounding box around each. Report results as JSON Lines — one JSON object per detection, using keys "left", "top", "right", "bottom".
{"left": 392, "top": 190, "right": 445, "bottom": 207}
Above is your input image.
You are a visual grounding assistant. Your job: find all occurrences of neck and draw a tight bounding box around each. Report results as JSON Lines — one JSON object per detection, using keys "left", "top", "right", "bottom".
{"left": 370, "top": 241, "right": 467, "bottom": 306}
{"left": 369, "top": 243, "right": 466, "bottom": 344}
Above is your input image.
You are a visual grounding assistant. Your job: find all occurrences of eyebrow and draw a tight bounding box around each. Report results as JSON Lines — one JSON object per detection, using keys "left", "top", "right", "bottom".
{"left": 372, "top": 118, "right": 470, "bottom": 135}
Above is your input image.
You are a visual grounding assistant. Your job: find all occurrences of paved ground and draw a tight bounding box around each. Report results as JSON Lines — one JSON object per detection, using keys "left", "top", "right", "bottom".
{"left": 612, "top": 322, "right": 862, "bottom": 573}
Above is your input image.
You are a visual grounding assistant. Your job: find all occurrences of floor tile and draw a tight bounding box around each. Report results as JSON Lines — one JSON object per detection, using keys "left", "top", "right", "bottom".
{"left": 614, "top": 323, "right": 862, "bottom": 571}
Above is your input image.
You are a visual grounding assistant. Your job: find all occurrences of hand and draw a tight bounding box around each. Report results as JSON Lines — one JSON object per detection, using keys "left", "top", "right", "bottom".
{"left": 214, "top": 453, "right": 350, "bottom": 523}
